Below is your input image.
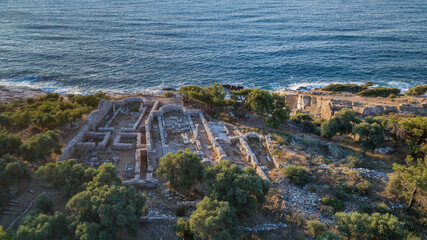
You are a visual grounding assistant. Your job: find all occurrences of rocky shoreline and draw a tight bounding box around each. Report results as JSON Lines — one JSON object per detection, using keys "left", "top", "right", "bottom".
{"left": 0, "top": 85, "right": 46, "bottom": 103}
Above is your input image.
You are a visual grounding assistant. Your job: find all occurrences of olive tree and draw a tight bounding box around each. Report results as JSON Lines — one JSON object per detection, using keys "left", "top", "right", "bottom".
{"left": 203, "top": 160, "right": 270, "bottom": 215}
{"left": 156, "top": 148, "right": 204, "bottom": 192}
{"left": 20, "top": 131, "right": 62, "bottom": 163}
{"left": 174, "top": 197, "right": 241, "bottom": 240}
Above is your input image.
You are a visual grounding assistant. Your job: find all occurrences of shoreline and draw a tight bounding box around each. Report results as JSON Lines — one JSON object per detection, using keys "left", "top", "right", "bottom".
{"left": 0, "top": 85, "right": 46, "bottom": 103}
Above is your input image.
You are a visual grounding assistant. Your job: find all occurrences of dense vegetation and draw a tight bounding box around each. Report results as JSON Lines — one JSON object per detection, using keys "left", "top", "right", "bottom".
{"left": 170, "top": 157, "right": 270, "bottom": 240}
{"left": 322, "top": 82, "right": 372, "bottom": 93}
{"left": 322, "top": 82, "right": 403, "bottom": 98}
{"left": 0, "top": 92, "right": 107, "bottom": 130}
{"left": 180, "top": 84, "right": 291, "bottom": 128}
{"left": 405, "top": 85, "right": 427, "bottom": 96}
{"left": 156, "top": 148, "right": 204, "bottom": 192}
{"left": 14, "top": 162, "right": 147, "bottom": 240}
{"left": 357, "top": 87, "right": 401, "bottom": 98}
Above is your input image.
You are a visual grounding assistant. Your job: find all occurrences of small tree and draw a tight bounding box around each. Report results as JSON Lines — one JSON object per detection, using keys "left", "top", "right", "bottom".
{"left": 352, "top": 117, "right": 385, "bottom": 152}
{"left": 156, "top": 148, "right": 204, "bottom": 192}
{"left": 36, "top": 159, "right": 96, "bottom": 196}
{"left": 203, "top": 160, "right": 270, "bottom": 215}
{"left": 20, "top": 131, "right": 62, "bottom": 163}
{"left": 306, "top": 219, "right": 327, "bottom": 237}
{"left": 321, "top": 109, "right": 360, "bottom": 138}
{"left": 189, "top": 197, "right": 241, "bottom": 240}
{"left": 0, "top": 225, "right": 13, "bottom": 240}
{"left": 388, "top": 155, "right": 426, "bottom": 210}
{"left": 0, "top": 132, "right": 22, "bottom": 157}
{"left": 16, "top": 211, "right": 70, "bottom": 240}
{"left": 35, "top": 195, "right": 54, "bottom": 214}
{"left": 0, "top": 154, "right": 31, "bottom": 190}
{"left": 173, "top": 218, "right": 194, "bottom": 240}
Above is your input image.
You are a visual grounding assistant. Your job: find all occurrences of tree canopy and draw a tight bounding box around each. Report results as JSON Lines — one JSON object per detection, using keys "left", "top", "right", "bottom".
{"left": 203, "top": 160, "right": 270, "bottom": 215}
{"left": 156, "top": 148, "right": 204, "bottom": 192}
{"left": 19, "top": 131, "right": 62, "bottom": 163}
{"left": 188, "top": 197, "right": 240, "bottom": 240}
{"left": 180, "top": 83, "right": 226, "bottom": 109}
{"left": 0, "top": 154, "right": 31, "bottom": 190}
{"left": 15, "top": 211, "right": 70, "bottom": 240}
{"left": 334, "top": 212, "right": 405, "bottom": 240}
{"left": 352, "top": 117, "right": 385, "bottom": 152}
{"left": 231, "top": 88, "right": 290, "bottom": 128}
{"left": 36, "top": 159, "right": 96, "bottom": 196}
{"left": 0, "top": 132, "right": 22, "bottom": 157}
{"left": 65, "top": 163, "right": 145, "bottom": 240}
{"left": 321, "top": 109, "right": 360, "bottom": 138}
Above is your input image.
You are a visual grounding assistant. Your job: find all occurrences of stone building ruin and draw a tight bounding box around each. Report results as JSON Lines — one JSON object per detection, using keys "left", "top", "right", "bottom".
{"left": 59, "top": 96, "right": 274, "bottom": 188}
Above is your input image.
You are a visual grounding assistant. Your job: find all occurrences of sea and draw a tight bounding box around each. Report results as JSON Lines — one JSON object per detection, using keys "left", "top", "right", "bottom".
{"left": 1, "top": 0, "right": 426, "bottom": 94}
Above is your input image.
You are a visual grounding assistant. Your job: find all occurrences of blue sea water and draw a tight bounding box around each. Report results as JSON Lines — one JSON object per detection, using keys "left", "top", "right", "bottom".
{"left": 0, "top": 0, "right": 426, "bottom": 94}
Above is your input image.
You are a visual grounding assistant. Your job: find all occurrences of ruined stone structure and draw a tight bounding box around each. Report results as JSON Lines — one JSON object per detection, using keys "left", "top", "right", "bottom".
{"left": 282, "top": 90, "right": 427, "bottom": 119}
{"left": 59, "top": 97, "right": 274, "bottom": 188}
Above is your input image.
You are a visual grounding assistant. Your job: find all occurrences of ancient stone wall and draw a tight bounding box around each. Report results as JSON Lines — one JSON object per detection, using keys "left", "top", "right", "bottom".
{"left": 290, "top": 92, "right": 427, "bottom": 119}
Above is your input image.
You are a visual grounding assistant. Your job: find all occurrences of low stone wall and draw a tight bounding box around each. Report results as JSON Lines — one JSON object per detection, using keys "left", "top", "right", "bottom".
{"left": 76, "top": 142, "right": 96, "bottom": 150}
{"left": 98, "top": 127, "right": 115, "bottom": 132}
{"left": 238, "top": 137, "right": 260, "bottom": 168}
{"left": 112, "top": 133, "right": 136, "bottom": 150}
{"left": 230, "top": 132, "right": 270, "bottom": 181}
{"left": 98, "top": 132, "right": 111, "bottom": 150}
{"left": 199, "top": 112, "right": 226, "bottom": 162}
{"left": 58, "top": 125, "right": 89, "bottom": 161}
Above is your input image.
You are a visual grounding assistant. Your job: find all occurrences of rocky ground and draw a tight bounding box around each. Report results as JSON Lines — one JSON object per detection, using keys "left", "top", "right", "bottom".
{"left": 0, "top": 85, "right": 46, "bottom": 103}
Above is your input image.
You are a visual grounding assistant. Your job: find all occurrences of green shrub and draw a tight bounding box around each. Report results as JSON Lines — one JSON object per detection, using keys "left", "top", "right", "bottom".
{"left": 204, "top": 160, "right": 270, "bottom": 215}
{"left": 309, "top": 186, "right": 317, "bottom": 192}
{"left": 321, "top": 198, "right": 345, "bottom": 212}
{"left": 334, "top": 212, "right": 405, "bottom": 240}
{"left": 321, "top": 109, "right": 360, "bottom": 138}
{"left": 335, "top": 184, "right": 351, "bottom": 201}
{"left": 316, "top": 231, "right": 342, "bottom": 240}
{"left": 173, "top": 218, "right": 193, "bottom": 240}
{"left": 320, "top": 205, "right": 335, "bottom": 217}
{"left": 306, "top": 219, "right": 327, "bottom": 237}
{"left": 406, "top": 85, "right": 427, "bottom": 96}
{"left": 282, "top": 165, "right": 310, "bottom": 187}
{"left": 175, "top": 205, "right": 187, "bottom": 217}
{"left": 291, "top": 112, "right": 319, "bottom": 134}
{"left": 346, "top": 156, "right": 362, "bottom": 168}
{"left": 35, "top": 195, "right": 54, "bottom": 214}
{"left": 322, "top": 84, "right": 363, "bottom": 93}
{"left": 357, "top": 87, "right": 400, "bottom": 98}
{"left": 359, "top": 201, "right": 373, "bottom": 214}
{"left": 163, "top": 91, "right": 176, "bottom": 98}
{"left": 355, "top": 180, "right": 372, "bottom": 195}
{"left": 375, "top": 202, "right": 390, "bottom": 214}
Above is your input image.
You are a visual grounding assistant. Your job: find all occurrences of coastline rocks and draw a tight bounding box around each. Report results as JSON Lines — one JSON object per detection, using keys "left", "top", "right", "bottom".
{"left": 0, "top": 85, "right": 45, "bottom": 103}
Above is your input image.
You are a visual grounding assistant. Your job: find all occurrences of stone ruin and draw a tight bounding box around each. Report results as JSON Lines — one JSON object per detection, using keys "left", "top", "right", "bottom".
{"left": 59, "top": 96, "right": 275, "bottom": 188}
{"left": 282, "top": 90, "right": 427, "bottom": 119}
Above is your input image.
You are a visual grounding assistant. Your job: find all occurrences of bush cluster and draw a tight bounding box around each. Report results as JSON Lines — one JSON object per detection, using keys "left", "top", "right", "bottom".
{"left": 357, "top": 87, "right": 400, "bottom": 97}
{"left": 0, "top": 92, "right": 107, "bottom": 130}
{"left": 406, "top": 85, "right": 427, "bottom": 96}
{"left": 282, "top": 165, "right": 311, "bottom": 187}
